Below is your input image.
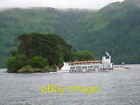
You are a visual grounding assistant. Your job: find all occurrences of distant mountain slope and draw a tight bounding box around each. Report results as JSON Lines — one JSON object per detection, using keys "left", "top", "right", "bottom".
{"left": 1, "top": 0, "right": 140, "bottom": 67}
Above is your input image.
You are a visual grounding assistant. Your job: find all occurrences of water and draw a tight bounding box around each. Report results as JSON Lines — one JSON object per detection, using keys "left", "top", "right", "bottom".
{"left": 0, "top": 65, "right": 140, "bottom": 105}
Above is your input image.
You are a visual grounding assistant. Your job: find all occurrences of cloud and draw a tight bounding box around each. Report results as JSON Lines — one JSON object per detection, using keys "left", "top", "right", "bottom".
{"left": 0, "top": 0, "right": 124, "bottom": 9}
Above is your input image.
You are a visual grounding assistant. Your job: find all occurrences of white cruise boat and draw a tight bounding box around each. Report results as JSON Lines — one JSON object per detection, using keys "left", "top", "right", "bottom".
{"left": 58, "top": 52, "right": 113, "bottom": 73}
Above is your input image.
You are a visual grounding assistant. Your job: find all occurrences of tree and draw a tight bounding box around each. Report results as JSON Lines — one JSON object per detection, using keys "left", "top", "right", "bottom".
{"left": 72, "top": 50, "right": 95, "bottom": 61}
{"left": 18, "top": 32, "right": 73, "bottom": 65}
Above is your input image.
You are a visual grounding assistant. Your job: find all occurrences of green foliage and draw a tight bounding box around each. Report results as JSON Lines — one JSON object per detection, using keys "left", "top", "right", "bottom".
{"left": 6, "top": 54, "right": 28, "bottom": 72}
{"left": 17, "top": 65, "right": 35, "bottom": 73}
{"left": 46, "top": 65, "right": 57, "bottom": 72}
{"left": 6, "top": 54, "right": 49, "bottom": 73}
{"left": 1, "top": 0, "right": 140, "bottom": 67}
{"left": 29, "top": 56, "right": 48, "bottom": 68}
{"left": 18, "top": 32, "right": 72, "bottom": 65}
{"left": 17, "top": 65, "right": 48, "bottom": 73}
{"left": 6, "top": 32, "right": 74, "bottom": 72}
{"left": 72, "top": 50, "right": 95, "bottom": 61}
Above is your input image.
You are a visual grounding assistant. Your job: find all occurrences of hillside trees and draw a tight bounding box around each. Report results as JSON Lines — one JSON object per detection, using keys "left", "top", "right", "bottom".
{"left": 1, "top": 0, "right": 140, "bottom": 67}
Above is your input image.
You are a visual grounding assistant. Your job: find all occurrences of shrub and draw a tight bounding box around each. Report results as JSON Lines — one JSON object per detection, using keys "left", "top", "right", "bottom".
{"left": 17, "top": 65, "right": 34, "bottom": 73}
{"left": 6, "top": 55, "right": 48, "bottom": 73}
{"left": 29, "top": 56, "right": 48, "bottom": 68}
{"left": 6, "top": 54, "right": 28, "bottom": 73}
{"left": 17, "top": 65, "right": 49, "bottom": 73}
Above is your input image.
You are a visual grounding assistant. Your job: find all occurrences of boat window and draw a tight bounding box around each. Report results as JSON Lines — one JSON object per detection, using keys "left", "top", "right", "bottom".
{"left": 70, "top": 67, "right": 75, "bottom": 70}
{"left": 88, "top": 66, "right": 93, "bottom": 68}
{"left": 82, "top": 66, "right": 87, "bottom": 69}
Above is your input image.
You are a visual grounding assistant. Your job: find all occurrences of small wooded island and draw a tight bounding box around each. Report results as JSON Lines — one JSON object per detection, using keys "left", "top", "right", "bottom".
{"left": 6, "top": 33, "right": 95, "bottom": 73}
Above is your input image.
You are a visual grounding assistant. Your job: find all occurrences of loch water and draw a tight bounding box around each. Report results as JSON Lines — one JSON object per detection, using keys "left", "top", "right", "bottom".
{"left": 0, "top": 65, "right": 140, "bottom": 105}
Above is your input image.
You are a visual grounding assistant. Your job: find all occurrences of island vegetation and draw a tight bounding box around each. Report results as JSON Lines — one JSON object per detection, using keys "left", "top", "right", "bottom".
{"left": 6, "top": 33, "right": 95, "bottom": 73}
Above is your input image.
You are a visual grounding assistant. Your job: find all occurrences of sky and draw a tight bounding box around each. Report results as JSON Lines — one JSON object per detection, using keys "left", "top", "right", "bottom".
{"left": 0, "top": 0, "right": 124, "bottom": 9}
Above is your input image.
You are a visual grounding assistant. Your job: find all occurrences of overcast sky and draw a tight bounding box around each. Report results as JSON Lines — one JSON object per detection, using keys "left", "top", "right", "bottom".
{"left": 0, "top": 0, "right": 124, "bottom": 9}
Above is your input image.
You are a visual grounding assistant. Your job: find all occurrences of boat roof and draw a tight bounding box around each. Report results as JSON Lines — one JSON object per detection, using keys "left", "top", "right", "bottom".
{"left": 69, "top": 60, "right": 102, "bottom": 65}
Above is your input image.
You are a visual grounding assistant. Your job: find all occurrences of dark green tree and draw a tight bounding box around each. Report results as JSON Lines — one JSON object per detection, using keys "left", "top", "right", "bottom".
{"left": 18, "top": 32, "right": 72, "bottom": 65}
{"left": 72, "top": 50, "right": 95, "bottom": 61}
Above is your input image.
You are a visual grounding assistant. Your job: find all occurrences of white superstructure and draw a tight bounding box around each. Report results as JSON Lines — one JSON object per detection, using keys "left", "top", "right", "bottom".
{"left": 59, "top": 52, "right": 113, "bottom": 73}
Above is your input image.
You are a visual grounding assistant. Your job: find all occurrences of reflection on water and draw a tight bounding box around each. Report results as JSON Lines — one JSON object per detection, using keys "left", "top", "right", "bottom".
{"left": 0, "top": 65, "right": 140, "bottom": 105}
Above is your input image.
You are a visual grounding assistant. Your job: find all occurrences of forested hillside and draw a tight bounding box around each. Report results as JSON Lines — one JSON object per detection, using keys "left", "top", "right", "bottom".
{"left": 1, "top": 0, "right": 140, "bottom": 67}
